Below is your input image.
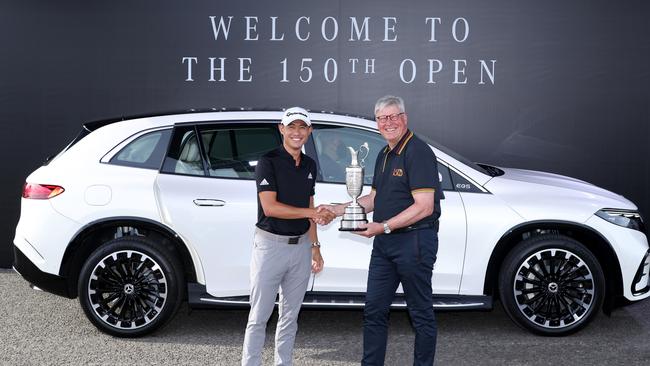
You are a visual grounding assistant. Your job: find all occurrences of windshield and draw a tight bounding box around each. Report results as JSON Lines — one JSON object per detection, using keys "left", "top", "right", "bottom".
{"left": 415, "top": 133, "right": 492, "bottom": 176}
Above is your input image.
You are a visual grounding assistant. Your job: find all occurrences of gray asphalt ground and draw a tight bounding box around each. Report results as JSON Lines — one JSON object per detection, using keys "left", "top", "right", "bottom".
{"left": 1, "top": 269, "right": 649, "bottom": 366}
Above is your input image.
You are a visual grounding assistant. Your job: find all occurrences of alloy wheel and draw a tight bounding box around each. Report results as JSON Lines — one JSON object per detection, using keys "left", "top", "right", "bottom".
{"left": 513, "top": 248, "right": 595, "bottom": 329}
{"left": 87, "top": 250, "right": 167, "bottom": 330}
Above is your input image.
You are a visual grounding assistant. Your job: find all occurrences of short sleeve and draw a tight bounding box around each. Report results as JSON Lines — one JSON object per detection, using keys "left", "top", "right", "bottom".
{"left": 310, "top": 161, "right": 317, "bottom": 196}
{"left": 371, "top": 150, "right": 384, "bottom": 191}
{"left": 406, "top": 142, "right": 439, "bottom": 195}
{"left": 255, "top": 156, "right": 277, "bottom": 193}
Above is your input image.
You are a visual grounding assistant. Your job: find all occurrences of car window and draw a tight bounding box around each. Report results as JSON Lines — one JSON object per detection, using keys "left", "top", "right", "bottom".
{"left": 450, "top": 169, "right": 483, "bottom": 193}
{"left": 311, "top": 125, "right": 386, "bottom": 185}
{"left": 161, "top": 126, "right": 205, "bottom": 176}
{"left": 198, "top": 125, "right": 281, "bottom": 179}
{"left": 109, "top": 129, "right": 172, "bottom": 170}
{"left": 438, "top": 162, "right": 453, "bottom": 191}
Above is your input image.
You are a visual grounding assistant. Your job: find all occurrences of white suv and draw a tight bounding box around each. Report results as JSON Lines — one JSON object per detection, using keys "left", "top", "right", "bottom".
{"left": 13, "top": 109, "right": 650, "bottom": 337}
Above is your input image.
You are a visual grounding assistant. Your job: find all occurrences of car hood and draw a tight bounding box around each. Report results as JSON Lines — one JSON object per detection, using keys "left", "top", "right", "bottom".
{"left": 483, "top": 167, "right": 637, "bottom": 223}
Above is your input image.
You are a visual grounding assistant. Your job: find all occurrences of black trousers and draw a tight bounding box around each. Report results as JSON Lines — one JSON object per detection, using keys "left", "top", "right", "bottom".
{"left": 362, "top": 228, "right": 438, "bottom": 366}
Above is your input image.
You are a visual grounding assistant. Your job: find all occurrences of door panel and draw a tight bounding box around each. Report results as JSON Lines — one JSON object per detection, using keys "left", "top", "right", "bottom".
{"left": 154, "top": 122, "right": 290, "bottom": 297}
{"left": 155, "top": 174, "right": 256, "bottom": 297}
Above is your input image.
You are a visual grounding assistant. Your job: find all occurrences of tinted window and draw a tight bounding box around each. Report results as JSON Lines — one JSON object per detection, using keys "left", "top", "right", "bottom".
{"left": 199, "top": 125, "right": 281, "bottom": 179}
{"left": 311, "top": 125, "right": 386, "bottom": 184}
{"left": 438, "top": 163, "right": 453, "bottom": 191}
{"left": 110, "top": 129, "right": 172, "bottom": 170}
{"left": 450, "top": 169, "right": 483, "bottom": 193}
{"left": 161, "top": 126, "right": 205, "bottom": 176}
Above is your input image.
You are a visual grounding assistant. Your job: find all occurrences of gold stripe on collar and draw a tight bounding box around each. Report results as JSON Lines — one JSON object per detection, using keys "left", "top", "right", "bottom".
{"left": 396, "top": 131, "right": 414, "bottom": 155}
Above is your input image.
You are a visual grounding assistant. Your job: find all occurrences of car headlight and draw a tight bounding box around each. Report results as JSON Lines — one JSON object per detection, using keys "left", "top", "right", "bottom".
{"left": 595, "top": 209, "right": 645, "bottom": 232}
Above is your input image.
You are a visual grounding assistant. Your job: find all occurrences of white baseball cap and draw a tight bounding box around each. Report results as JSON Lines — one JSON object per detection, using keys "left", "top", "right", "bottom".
{"left": 281, "top": 107, "right": 311, "bottom": 126}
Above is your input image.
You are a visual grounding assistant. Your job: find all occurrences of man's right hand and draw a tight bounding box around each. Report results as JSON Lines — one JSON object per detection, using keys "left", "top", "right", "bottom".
{"left": 317, "top": 204, "right": 345, "bottom": 217}
{"left": 312, "top": 205, "right": 337, "bottom": 225}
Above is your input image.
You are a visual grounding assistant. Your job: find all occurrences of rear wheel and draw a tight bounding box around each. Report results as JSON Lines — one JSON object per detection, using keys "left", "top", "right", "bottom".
{"left": 78, "top": 236, "right": 184, "bottom": 337}
{"left": 499, "top": 234, "right": 605, "bottom": 336}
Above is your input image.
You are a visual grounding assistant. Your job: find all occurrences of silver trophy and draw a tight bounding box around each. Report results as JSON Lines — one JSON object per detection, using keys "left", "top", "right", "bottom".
{"left": 339, "top": 142, "right": 370, "bottom": 231}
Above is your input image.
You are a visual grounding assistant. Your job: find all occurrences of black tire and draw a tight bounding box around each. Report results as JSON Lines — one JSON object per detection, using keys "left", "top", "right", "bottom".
{"left": 498, "top": 234, "right": 605, "bottom": 336}
{"left": 78, "top": 236, "right": 184, "bottom": 337}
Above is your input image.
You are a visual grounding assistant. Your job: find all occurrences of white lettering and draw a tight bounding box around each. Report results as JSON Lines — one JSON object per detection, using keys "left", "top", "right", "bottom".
{"left": 365, "top": 59, "right": 375, "bottom": 74}
{"left": 209, "top": 57, "right": 226, "bottom": 82}
{"left": 425, "top": 17, "right": 442, "bottom": 42}
{"left": 270, "top": 17, "right": 285, "bottom": 41}
{"left": 280, "top": 58, "right": 289, "bottom": 82}
{"left": 300, "top": 58, "right": 313, "bottom": 82}
{"left": 321, "top": 16, "right": 339, "bottom": 41}
{"left": 399, "top": 59, "right": 416, "bottom": 83}
{"left": 479, "top": 60, "right": 496, "bottom": 84}
{"left": 238, "top": 58, "right": 252, "bottom": 82}
{"left": 182, "top": 57, "right": 198, "bottom": 81}
{"left": 427, "top": 59, "right": 443, "bottom": 84}
{"left": 324, "top": 58, "right": 338, "bottom": 82}
{"left": 244, "top": 16, "right": 259, "bottom": 41}
{"left": 209, "top": 16, "right": 233, "bottom": 41}
{"left": 349, "top": 58, "right": 359, "bottom": 74}
{"left": 383, "top": 17, "right": 397, "bottom": 41}
{"left": 452, "top": 17, "right": 469, "bottom": 42}
{"left": 295, "top": 16, "right": 310, "bottom": 41}
{"left": 453, "top": 59, "right": 467, "bottom": 84}
{"left": 349, "top": 17, "right": 370, "bottom": 41}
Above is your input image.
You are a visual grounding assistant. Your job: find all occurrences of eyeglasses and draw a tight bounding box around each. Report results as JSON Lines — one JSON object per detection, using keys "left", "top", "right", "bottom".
{"left": 375, "top": 112, "right": 404, "bottom": 123}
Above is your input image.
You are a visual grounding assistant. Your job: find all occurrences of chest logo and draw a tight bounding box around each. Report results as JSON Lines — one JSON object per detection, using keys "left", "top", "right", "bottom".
{"left": 392, "top": 168, "right": 404, "bottom": 177}
{"left": 260, "top": 179, "right": 269, "bottom": 186}
{"left": 307, "top": 173, "right": 313, "bottom": 179}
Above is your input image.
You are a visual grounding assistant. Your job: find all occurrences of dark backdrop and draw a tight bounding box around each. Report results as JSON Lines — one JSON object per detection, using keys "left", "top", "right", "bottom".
{"left": 1, "top": 1, "right": 649, "bottom": 268}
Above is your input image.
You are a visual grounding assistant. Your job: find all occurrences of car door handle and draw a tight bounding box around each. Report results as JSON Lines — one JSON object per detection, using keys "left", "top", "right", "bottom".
{"left": 193, "top": 199, "right": 226, "bottom": 207}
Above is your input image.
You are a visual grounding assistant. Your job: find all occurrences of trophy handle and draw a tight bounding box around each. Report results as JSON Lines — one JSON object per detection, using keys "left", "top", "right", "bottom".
{"left": 358, "top": 142, "right": 370, "bottom": 166}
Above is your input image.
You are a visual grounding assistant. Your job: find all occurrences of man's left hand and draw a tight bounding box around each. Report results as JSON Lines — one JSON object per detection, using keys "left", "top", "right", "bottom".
{"left": 311, "top": 247, "right": 324, "bottom": 273}
{"left": 352, "top": 222, "right": 384, "bottom": 238}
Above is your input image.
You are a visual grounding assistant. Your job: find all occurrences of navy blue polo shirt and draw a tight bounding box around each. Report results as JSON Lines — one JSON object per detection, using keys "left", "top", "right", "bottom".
{"left": 255, "top": 146, "right": 317, "bottom": 236}
{"left": 371, "top": 130, "right": 443, "bottom": 225}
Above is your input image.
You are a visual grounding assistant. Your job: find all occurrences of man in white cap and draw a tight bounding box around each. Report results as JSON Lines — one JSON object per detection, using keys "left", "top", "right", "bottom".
{"left": 242, "top": 107, "right": 335, "bottom": 366}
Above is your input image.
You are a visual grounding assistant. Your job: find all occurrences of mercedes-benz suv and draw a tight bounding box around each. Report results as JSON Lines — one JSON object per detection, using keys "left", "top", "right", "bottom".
{"left": 13, "top": 109, "right": 650, "bottom": 337}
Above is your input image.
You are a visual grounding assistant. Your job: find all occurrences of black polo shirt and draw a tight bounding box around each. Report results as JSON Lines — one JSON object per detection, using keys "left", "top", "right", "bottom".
{"left": 255, "top": 146, "right": 317, "bottom": 236}
{"left": 371, "top": 130, "right": 443, "bottom": 225}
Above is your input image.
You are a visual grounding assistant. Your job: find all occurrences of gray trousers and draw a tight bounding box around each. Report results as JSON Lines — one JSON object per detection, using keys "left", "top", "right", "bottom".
{"left": 242, "top": 228, "right": 312, "bottom": 366}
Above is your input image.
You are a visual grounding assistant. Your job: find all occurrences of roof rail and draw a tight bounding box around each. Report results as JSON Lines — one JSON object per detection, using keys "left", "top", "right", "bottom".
{"left": 82, "top": 107, "right": 373, "bottom": 131}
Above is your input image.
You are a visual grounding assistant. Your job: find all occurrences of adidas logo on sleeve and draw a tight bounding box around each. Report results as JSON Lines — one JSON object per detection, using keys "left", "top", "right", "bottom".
{"left": 259, "top": 179, "right": 269, "bottom": 186}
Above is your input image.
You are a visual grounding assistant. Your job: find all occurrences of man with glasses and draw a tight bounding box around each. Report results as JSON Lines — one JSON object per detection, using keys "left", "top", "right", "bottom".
{"left": 326, "top": 96, "right": 443, "bottom": 365}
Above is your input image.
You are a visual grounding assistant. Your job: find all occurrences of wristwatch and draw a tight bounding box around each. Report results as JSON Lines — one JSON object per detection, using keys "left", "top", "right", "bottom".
{"left": 311, "top": 241, "right": 321, "bottom": 248}
{"left": 383, "top": 222, "right": 392, "bottom": 234}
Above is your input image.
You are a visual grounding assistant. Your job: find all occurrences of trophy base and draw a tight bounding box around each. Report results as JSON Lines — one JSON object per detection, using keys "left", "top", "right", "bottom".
{"left": 339, "top": 219, "right": 368, "bottom": 231}
{"left": 339, "top": 227, "right": 368, "bottom": 232}
{"left": 339, "top": 202, "right": 367, "bottom": 231}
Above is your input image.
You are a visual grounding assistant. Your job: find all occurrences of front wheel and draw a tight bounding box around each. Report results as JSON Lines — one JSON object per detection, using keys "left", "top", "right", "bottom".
{"left": 499, "top": 234, "right": 605, "bottom": 336}
{"left": 78, "top": 236, "right": 184, "bottom": 337}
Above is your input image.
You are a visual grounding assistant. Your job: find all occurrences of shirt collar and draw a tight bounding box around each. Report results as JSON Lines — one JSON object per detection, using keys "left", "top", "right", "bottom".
{"left": 278, "top": 146, "right": 305, "bottom": 166}
{"left": 383, "top": 130, "right": 414, "bottom": 156}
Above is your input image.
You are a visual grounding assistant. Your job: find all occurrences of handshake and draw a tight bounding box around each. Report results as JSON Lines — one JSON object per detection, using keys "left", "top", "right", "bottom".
{"left": 310, "top": 204, "right": 340, "bottom": 226}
